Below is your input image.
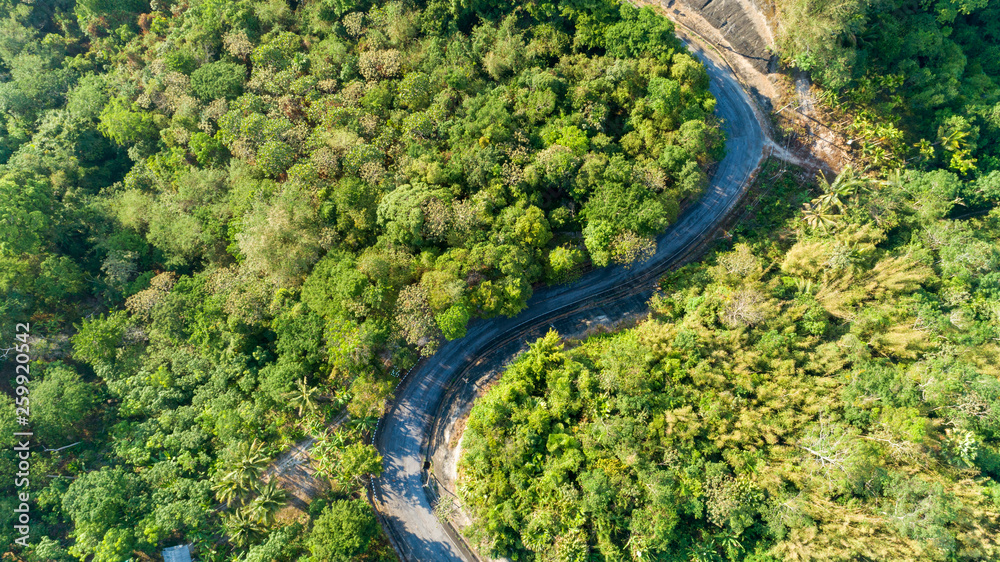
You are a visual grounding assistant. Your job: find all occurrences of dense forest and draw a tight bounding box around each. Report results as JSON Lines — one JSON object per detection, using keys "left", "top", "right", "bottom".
{"left": 777, "top": 0, "right": 1000, "bottom": 172}
{"left": 460, "top": 164, "right": 1000, "bottom": 561}
{"left": 4, "top": 0, "right": 1000, "bottom": 559}
{"left": 458, "top": 1, "right": 1000, "bottom": 560}
{"left": 0, "top": 0, "right": 722, "bottom": 559}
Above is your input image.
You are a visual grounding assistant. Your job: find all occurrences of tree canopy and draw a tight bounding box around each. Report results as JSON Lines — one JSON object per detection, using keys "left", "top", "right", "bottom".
{"left": 460, "top": 165, "right": 1000, "bottom": 561}
{"left": 0, "top": 0, "right": 719, "bottom": 559}
{"left": 778, "top": 0, "right": 1000, "bottom": 172}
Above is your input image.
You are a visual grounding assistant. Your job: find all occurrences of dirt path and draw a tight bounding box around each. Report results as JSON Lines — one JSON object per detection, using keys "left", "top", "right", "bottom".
{"left": 265, "top": 437, "right": 324, "bottom": 516}
{"left": 263, "top": 411, "right": 349, "bottom": 520}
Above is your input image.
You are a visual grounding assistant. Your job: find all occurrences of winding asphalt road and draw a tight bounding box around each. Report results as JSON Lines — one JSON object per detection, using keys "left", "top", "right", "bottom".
{"left": 372, "top": 36, "right": 767, "bottom": 562}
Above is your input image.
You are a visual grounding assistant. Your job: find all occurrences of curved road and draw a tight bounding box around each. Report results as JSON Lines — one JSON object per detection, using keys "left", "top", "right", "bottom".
{"left": 373, "top": 37, "right": 767, "bottom": 562}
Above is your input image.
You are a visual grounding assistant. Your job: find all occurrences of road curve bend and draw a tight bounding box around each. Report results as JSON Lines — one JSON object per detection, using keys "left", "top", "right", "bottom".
{"left": 373, "top": 37, "right": 767, "bottom": 562}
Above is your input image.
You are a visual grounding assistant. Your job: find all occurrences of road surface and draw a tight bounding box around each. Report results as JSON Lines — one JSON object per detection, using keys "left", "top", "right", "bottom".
{"left": 373, "top": 35, "right": 767, "bottom": 562}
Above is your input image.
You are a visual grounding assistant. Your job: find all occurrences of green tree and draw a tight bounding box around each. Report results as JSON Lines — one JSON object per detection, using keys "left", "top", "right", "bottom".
{"left": 256, "top": 140, "right": 297, "bottom": 177}
{"left": 66, "top": 74, "right": 109, "bottom": 122}
{"left": 436, "top": 301, "right": 472, "bottom": 340}
{"left": 603, "top": 4, "right": 680, "bottom": 60}
{"left": 75, "top": 0, "right": 149, "bottom": 34}
{"left": 190, "top": 61, "right": 246, "bottom": 101}
{"left": 0, "top": 395, "right": 20, "bottom": 499}
{"left": 236, "top": 186, "right": 323, "bottom": 286}
{"left": 189, "top": 131, "right": 228, "bottom": 167}
{"left": 301, "top": 251, "right": 369, "bottom": 319}
{"left": 398, "top": 71, "right": 433, "bottom": 109}
{"left": 776, "top": 0, "right": 865, "bottom": 90}
{"left": 583, "top": 220, "right": 615, "bottom": 267}
{"left": 62, "top": 467, "right": 149, "bottom": 562}
{"left": 0, "top": 50, "right": 73, "bottom": 126}
{"left": 29, "top": 362, "right": 94, "bottom": 444}
{"left": 72, "top": 311, "right": 131, "bottom": 367}
{"left": 307, "top": 499, "right": 379, "bottom": 561}
{"left": 335, "top": 442, "right": 383, "bottom": 485}
{"left": 27, "top": 537, "right": 74, "bottom": 562}
{"left": 98, "top": 97, "right": 159, "bottom": 146}
{"left": 35, "top": 255, "right": 86, "bottom": 304}
{"left": 547, "top": 245, "right": 586, "bottom": 283}
{"left": 238, "top": 526, "right": 302, "bottom": 562}
{"left": 0, "top": 171, "right": 52, "bottom": 256}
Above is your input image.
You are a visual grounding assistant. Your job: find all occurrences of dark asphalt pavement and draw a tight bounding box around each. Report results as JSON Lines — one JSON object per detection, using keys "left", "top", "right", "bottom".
{"left": 373, "top": 40, "right": 767, "bottom": 562}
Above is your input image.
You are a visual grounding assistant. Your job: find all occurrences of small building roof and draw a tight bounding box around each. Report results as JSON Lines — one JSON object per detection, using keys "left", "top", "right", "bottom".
{"left": 162, "top": 544, "right": 193, "bottom": 562}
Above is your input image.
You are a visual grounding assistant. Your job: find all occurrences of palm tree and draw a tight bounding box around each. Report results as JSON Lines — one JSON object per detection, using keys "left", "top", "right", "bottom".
{"left": 801, "top": 202, "right": 839, "bottom": 233}
{"left": 286, "top": 376, "right": 321, "bottom": 417}
{"left": 794, "top": 277, "right": 814, "bottom": 296}
{"left": 349, "top": 415, "right": 379, "bottom": 435}
{"left": 312, "top": 432, "right": 339, "bottom": 477}
{"left": 329, "top": 429, "right": 350, "bottom": 448}
{"left": 304, "top": 412, "right": 328, "bottom": 436}
{"left": 330, "top": 389, "right": 352, "bottom": 411}
{"left": 212, "top": 473, "right": 244, "bottom": 507}
{"left": 248, "top": 481, "right": 288, "bottom": 526}
{"left": 687, "top": 539, "right": 723, "bottom": 562}
{"left": 814, "top": 165, "right": 866, "bottom": 212}
{"left": 224, "top": 508, "right": 265, "bottom": 548}
{"left": 716, "top": 532, "right": 744, "bottom": 558}
{"left": 940, "top": 126, "right": 971, "bottom": 156}
{"left": 937, "top": 121, "right": 977, "bottom": 173}
{"left": 215, "top": 439, "right": 269, "bottom": 505}
{"left": 232, "top": 439, "right": 269, "bottom": 481}
{"left": 814, "top": 189, "right": 844, "bottom": 212}
{"left": 915, "top": 139, "right": 935, "bottom": 162}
